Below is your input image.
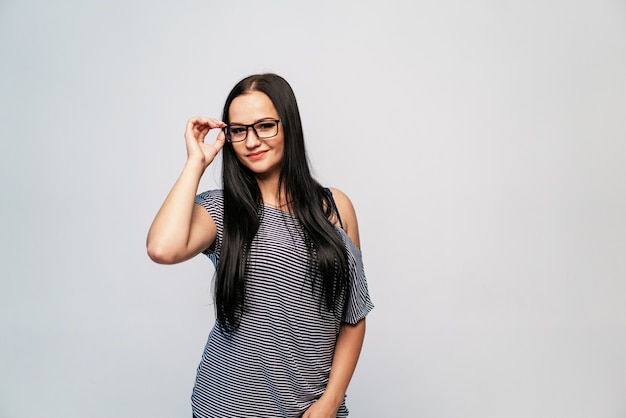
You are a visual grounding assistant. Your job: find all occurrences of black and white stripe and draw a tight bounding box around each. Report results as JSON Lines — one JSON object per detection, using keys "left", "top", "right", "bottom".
{"left": 192, "top": 190, "right": 373, "bottom": 418}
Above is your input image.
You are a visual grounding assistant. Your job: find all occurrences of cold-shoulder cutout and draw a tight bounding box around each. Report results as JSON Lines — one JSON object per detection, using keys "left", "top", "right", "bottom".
{"left": 326, "top": 187, "right": 361, "bottom": 249}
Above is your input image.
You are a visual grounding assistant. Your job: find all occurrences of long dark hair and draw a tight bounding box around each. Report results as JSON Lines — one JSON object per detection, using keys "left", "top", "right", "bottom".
{"left": 215, "top": 73, "right": 349, "bottom": 332}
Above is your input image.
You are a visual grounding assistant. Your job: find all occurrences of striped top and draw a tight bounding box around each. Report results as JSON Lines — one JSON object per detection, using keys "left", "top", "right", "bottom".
{"left": 192, "top": 189, "right": 374, "bottom": 418}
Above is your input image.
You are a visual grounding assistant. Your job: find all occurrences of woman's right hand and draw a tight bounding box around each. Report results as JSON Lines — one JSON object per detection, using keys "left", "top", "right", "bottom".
{"left": 184, "top": 117, "right": 227, "bottom": 168}
{"left": 146, "top": 117, "right": 224, "bottom": 264}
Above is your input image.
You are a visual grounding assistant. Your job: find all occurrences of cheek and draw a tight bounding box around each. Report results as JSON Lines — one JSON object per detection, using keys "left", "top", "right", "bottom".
{"left": 230, "top": 146, "right": 247, "bottom": 163}
{"left": 275, "top": 142, "right": 285, "bottom": 160}
{"left": 276, "top": 135, "right": 286, "bottom": 153}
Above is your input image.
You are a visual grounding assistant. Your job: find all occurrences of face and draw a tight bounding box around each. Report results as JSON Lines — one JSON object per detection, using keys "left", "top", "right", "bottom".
{"left": 228, "top": 91, "right": 284, "bottom": 180}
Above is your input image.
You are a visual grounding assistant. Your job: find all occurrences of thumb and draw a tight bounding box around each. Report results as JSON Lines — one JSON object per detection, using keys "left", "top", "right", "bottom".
{"left": 217, "top": 128, "right": 227, "bottom": 143}
{"left": 212, "top": 129, "right": 226, "bottom": 152}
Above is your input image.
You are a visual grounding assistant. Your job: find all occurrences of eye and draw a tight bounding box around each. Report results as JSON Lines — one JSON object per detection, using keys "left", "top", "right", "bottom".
{"left": 229, "top": 126, "right": 246, "bottom": 135}
{"left": 256, "top": 121, "right": 276, "bottom": 131}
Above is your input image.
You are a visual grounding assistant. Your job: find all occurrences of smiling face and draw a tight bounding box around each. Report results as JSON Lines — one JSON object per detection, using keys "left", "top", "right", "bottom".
{"left": 228, "top": 90, "right": 285, "bottom": 181}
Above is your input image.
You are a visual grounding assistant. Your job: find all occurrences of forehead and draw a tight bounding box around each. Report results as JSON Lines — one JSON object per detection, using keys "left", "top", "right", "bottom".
{"left": 229, "top": 91, "right": 278, "bottom": 124}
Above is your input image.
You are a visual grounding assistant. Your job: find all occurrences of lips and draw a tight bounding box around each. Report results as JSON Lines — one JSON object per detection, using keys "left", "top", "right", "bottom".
{"left": 247, "top": 150, "right": 267, "bottom": 160}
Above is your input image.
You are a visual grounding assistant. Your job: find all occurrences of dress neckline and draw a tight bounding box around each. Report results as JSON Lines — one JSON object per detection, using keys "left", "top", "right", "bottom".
{"left": 262, "top": 203, "right": 296, "bottom": 216}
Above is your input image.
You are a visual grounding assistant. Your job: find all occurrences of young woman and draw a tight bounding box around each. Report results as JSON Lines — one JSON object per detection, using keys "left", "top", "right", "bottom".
{"left": 147, "top": 73, "right": 373, "bottom": 418}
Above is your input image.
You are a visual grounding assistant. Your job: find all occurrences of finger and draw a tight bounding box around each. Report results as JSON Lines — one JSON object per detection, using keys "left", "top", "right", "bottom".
{"left": 215, "top": 129, "right": 226, "bottom": 143}
{"left": 205, "top": 118, "right": 227, "bottom": 129}
{"left": 185, "top": 118, "right": 198, "bottom": 135}
{"left": 212, "top": 130, "right": 226, "bottom": 152}
{"left": 186, "top": 117, "right": 209, "bottom": 130}
{"left": 186, "top": 117, "right": 206, "bottom": 137}
{"left": 193, "top": 117, "right": 225, "bottom": 127}
{"left": 187, "top": 118, "right": 226, "bottom": 139}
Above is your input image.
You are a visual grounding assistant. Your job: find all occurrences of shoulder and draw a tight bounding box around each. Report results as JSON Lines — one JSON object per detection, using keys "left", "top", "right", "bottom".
{"left": 327, "top": 187, "right": 361, "bottom": 248}
{"left": 196, "top": 189, "right": 223, "bottom": 202}
{"left": 196, "top": 189, "right": 224, "bottom": 210}
{"left": 327, "top": 187, "right": 354, "bottom": 214}
{"left": 195, "top": 189, "right": 224, "bottom": 227}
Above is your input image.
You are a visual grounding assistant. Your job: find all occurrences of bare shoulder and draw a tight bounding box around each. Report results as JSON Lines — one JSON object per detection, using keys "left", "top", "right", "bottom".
{"left": 328, "top": 187, "right": 361, "bottom": 248}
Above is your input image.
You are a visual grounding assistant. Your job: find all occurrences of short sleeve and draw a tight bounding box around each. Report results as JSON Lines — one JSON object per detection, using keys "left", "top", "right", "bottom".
{"left": 340, "top": 230, "right": 374, "bottom": 324}
{"left": 194, "top": 189, "right": 224, "bottom": 266}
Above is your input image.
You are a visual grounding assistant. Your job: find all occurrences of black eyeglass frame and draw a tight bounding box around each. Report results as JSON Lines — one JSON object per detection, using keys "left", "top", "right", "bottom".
{"left": 222, "top": 119, "right": 282, "bottom": 143}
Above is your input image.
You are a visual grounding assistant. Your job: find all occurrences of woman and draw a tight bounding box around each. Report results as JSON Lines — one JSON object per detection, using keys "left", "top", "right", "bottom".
{"left": 147, "top": 73, "right": 373, "bottom": 417}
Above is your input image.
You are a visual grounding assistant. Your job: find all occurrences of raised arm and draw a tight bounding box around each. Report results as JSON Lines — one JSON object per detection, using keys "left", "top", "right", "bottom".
{"left": 146, "top": 117, "right": 225, "bottom": 264}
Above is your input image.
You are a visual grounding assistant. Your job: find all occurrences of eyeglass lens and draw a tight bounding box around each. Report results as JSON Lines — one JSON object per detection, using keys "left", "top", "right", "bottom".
{"left": 227, "top": 120, "right": 279, "bottom": 142}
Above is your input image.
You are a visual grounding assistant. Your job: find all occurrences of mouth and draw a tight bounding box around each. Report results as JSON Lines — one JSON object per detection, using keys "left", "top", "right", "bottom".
{"left": 247, "top": 150, "right": 268, "bottom": 160}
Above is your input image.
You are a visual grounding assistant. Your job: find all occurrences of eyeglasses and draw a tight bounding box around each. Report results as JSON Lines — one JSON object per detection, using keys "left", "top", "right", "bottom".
{"left": 223, "top": 119, "right": 281, "bottom": 143}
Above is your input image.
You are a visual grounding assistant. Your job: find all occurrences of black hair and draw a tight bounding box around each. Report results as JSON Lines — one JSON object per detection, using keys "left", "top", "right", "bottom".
{"left": 215, "top": 73, "right": 349, "bottom": 332}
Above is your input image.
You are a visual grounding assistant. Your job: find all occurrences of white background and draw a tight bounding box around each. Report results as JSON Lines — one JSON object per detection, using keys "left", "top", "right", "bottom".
{"left": 1, "top": 0, "right": 625, "bottom": 417}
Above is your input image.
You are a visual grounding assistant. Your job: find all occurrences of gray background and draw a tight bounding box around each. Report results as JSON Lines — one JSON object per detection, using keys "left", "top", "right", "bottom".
{"left": 1, "top": 0, "right": 625, "bottom": 417}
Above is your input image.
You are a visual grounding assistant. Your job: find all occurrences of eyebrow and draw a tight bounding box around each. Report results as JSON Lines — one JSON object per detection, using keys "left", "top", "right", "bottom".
{"left": 228, "top": 117, "right": 277, "bottom": 126}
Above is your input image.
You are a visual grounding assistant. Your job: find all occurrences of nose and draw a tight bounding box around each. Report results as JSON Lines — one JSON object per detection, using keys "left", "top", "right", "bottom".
{"left": 244, "top": 126, "right": 261, "bottom": 147}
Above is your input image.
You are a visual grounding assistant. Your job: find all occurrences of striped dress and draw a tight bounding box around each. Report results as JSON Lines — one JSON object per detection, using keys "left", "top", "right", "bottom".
{"left": 192, "top": 189, "right": 374, "bottom": 418}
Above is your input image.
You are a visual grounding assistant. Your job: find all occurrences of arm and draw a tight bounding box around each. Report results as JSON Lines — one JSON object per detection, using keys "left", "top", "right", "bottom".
{"left": 146, "top": 117, "right": 225, "bottom": 264}
{"left": 304, "top": 188, "right": 367, "bottom": 417}
{"left": 303, "top": 319, "right": 367, "bottom": 417}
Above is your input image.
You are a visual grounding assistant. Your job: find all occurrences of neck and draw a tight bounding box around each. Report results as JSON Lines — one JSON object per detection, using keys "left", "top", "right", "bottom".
{"left": 256, "top": 176, "right": 289, "bottom": 209}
